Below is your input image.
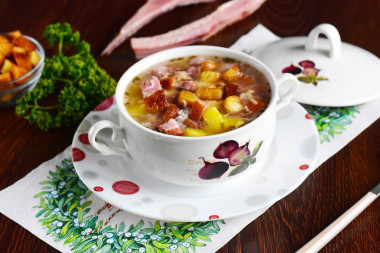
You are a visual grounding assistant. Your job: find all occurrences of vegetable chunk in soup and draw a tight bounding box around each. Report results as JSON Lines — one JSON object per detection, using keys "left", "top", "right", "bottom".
{"left": 124, "top": 56, "right": 271, "bottom": 136}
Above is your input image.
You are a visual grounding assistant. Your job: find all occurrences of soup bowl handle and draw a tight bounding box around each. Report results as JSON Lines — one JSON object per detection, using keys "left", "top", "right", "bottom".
{"left": 88, "top": 120, "right": 131, "bottom": 158}
{"left": 275, "top": 73, "right": 299, "bottom": 110}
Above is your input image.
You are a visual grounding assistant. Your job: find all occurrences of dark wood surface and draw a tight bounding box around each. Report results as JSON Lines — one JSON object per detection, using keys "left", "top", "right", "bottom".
{"left": 0, "top": 0, "right": 379, "bottom": 252}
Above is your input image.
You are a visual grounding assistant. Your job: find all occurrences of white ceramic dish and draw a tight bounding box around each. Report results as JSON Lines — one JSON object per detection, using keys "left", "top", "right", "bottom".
{"left": 252, "top": 24, "right": 380, "bottom": 107}
{"left": 88, "top": 45, "right": 299, "bottom": 187}
{"left": 72, "top": 98, "right": 319, "bottom": 221}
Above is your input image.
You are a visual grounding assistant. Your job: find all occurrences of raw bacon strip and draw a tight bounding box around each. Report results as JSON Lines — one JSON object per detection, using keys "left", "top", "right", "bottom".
{"left": 101, "top": 0, "right": 216, "bottom": 55}
{"left": 131, "top": 0, "right": 266, "bottom": 59}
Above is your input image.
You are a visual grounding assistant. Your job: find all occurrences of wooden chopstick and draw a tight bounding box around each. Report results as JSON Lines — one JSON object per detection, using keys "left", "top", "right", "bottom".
{"left": 296, "top": 182, "right": 380, "bottom": 253}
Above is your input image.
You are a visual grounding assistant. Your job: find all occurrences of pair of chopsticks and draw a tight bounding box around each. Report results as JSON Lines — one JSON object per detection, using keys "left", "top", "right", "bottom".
{"left": 297, "top": 182, "right": 380, "bottom": 253}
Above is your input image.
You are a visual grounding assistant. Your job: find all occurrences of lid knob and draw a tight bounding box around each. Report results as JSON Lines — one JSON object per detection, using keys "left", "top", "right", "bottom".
{"left": 305, "top": 24, "right": 342, "bottom": 60}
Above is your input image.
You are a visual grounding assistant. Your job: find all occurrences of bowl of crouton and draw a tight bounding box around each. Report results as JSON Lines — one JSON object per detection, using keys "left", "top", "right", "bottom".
{"left": 0, "top": 30, "right": 44, "bottom": 108}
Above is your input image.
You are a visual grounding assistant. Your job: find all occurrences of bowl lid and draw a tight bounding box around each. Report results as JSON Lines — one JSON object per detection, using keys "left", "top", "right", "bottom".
{"left": 252, "top": 24, "right": 380, "bottom": 107}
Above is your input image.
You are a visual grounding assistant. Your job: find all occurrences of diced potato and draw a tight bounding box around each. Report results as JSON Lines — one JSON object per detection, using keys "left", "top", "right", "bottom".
{"left": 28, "top": 51, "right": 40, "bottom": 67}
{"left": 184, "top": 128, "right": 208, "bottom": 137}
{"left": 201, "top": 60, "right": 219, "bottom": 71}
{"left": 224, "top": 95, "right": 244, "bottom": 113}
{"left": 7, "top": 30, "right": 22, "bottom": 39}
{"left": 12, "top": 47, "right": 32, "bottom": 71}
{"left": 127, "top": 103, "right": 148, "bottom": 116}
{"left": 196, "top": 87, "right": 223, "bottom": 100}
{"left": 0, "top": 42, "right": 14, "bottom": 57}
{"left": 189, "top": 100, "right": 206, "bottom": 121}
{"left": 12, "top": 35, "right": 37, "bottom": 52}
{"left": 202, "top": 107, "right": 223, "bottom": 134}
{"left": 177, "top": 90, "right": 198, "bottom": 107}
{"left": 126, "top": 83, "right": 143, "bottom": 98}
{"left": 1, "top": 59, "right": 13, "bottom": 74}
{"left": 222, "top": 64, "right": 244, "bottom": 82}
{"left": 222, "top": 115, "right": 244, "bottom": 130}
{"left": 200, "top": 70, "right": 220, "bottom": 83}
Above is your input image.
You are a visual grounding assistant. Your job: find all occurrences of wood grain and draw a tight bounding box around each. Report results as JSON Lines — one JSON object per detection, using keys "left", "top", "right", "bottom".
{"left": 0, "top": 0, "right": 379, "bottom": 252}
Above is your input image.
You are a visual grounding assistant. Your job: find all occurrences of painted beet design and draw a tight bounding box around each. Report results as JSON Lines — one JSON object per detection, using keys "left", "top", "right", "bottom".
{"left": 228, "top": 141, "right": 250, "bottom": 166}
{"left": 198, "top": 140, "right": 263, "bottom": 180}
{"left": 282, "top": 60, "right": 328, "bottom": 86}
{"left": 213, "top": 140, "right": 239, "bottom": 159}
{"left": 198, "top": 157, "right": 229, "bottom": 180}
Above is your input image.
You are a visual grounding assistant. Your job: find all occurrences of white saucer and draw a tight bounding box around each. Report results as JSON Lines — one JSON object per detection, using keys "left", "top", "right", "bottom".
{"left": 72, "top": 97, "right": 320, "bottom": 221}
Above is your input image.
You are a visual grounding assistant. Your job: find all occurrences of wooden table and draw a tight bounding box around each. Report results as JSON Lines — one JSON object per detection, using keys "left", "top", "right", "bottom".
{"left": 1, "top": 0, "right": 379, "bottom": 252}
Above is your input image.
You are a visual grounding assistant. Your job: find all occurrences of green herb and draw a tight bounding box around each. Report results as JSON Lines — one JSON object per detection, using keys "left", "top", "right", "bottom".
{"left": 222, "top": 57, "right": 236, "bottom": 63}
{"left": 15, "top": 23, "right": 117, "bottom": 130}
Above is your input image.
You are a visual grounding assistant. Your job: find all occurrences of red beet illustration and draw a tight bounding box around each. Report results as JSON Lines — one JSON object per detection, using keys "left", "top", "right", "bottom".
{"left": 213, "top": 140, "right": 239, "bottom": 159}
{"left": 228, "top": 142, "right": 250, "bottom": 166}
{"left": 198, "top": 157, "right": 229, "bottom": 180}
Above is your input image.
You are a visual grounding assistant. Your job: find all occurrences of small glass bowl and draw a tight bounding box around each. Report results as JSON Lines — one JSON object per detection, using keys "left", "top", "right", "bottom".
{"left": 0, "top": 35, "right": 45, "bottom": 108}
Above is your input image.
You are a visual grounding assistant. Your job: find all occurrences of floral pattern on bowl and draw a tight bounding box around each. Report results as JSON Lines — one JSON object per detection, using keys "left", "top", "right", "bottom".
{"left": 198, "top": 140, "right": 263, "bottom": 180}
{"left": 282, "top": 60, "right": 328, "bottom": 86}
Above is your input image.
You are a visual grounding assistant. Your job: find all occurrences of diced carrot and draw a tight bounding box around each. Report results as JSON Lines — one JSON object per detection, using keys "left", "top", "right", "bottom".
{"left": 201, "top": 60, "right": 219, "bottom": 71}
{"left": 12, "top": 35, "right": 36, "bottom": 52}
{"left": 245, "top": 98, "right": 266, "bottom": 114}
{"left": 223, "top": 83, "right": 240, "bottom": 97}
{"left": 189, "top": 100, "right": 206, "bottom": 121}
{"left": 160, "top": 76, "right": 176, "bottom": 89}
{"left": 222, "top": 64, "right": 244, "bottom": 82}
{"left": 144, "top": 90, "right": 168, "bottom": 112}
{"left": 242, "top": 76, "right": 255, "bottom": 84}
{"left": 196, "top": 87, "right": 223, "bottom": 100}
{"left": 224, "top": 95, "right": 244, "bottom": 113}
{"left": 161, "top": 104, "right": 179, "bottom": 121}
{"left": 177, "top": 90, "right": 198, "bottom": 107}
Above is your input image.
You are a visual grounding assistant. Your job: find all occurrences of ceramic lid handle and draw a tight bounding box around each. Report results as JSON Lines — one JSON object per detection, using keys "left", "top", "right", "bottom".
{"left": 305, "top": 23, "right": 342, "bottom": 59}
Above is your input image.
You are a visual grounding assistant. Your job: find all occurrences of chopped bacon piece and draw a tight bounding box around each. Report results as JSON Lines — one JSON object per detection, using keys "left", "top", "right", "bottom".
{"left": 144, "top": 90, "right": 168, "bottom": 112}
{"left": 181, "top": 80, "right": 197, "bottom": 92}
{"left": 184, "top": 118, "right": 199, "bottom": 128}
{"left": 189, "top": 56, "right": 205, "bottom": 65}
{"left": 189, "top": 100, "right": 206, "bottom": 121}
{"left": 141, "top": 76, "right": 162, "bottom": 98}
{"left": 152, "top": 65, "right": 170, "bottom": 78}
{"left": 160, "top": 76, "right": 176, "bottom": 89}
{"left": 161, "top": 104, "right": 180, "bottom": 121}
{"left": 223, "top": 83, "right": 240, "bottom": 97}
{"left": 187, "top": 66, "right": 199, "bottom": 78}
{"left": 158, "top": 118, "right": 184, "bottom": 136}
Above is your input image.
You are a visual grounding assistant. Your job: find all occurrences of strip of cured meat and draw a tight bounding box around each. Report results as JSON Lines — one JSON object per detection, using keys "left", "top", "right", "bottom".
{"left": 101, "top": 0, "right": 216, "bottom": 55}
{"left": 131, "top": 0, "right": 266, "bottom": 59}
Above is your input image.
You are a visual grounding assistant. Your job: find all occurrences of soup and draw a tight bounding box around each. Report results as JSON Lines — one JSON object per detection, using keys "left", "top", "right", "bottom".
{"left": 124, "top": 56, "right": 271, "bottom": 136}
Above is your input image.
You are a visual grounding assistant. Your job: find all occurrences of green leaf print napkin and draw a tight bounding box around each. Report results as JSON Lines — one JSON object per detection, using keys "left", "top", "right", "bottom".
{"left": 0, "top": 24, "right": 379, "bottom": 253}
